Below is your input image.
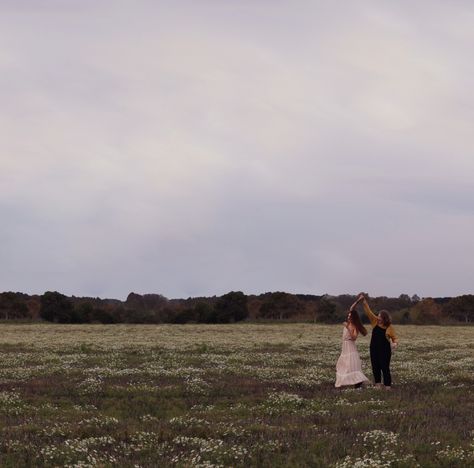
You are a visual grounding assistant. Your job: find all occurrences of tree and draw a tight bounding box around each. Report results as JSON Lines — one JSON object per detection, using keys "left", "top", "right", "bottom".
{"left": 40, "top": 291, "right": 75, "bottom": 323}
{"left": 0, "top": 293, "right": 29, "bottom": 320}
{"left": 316, "top": 297, "right": 339, "bottom": 323}
{"left": 259, "top": 292, "right": 303, "bottom": 320}
{"left": 399, "top": 294, "right": 411, "bottom": 303}
{"left": 409, "top": 298, "right": 442, "bottom": 324}
{"left": 195, "top": 302, "right": 215, "bottom": 323}
{"left": 443, "top": 295, "right": 474, "bottom": 323}
{"left": 75, "top": 302, "right": 94, "bottom": 323}
{"left": 125, "top": 292, "right": 145, "bottom": 310}
{"left": 172, "top": 306, "right": 199, "bottom": 324}
{"left": 214, "top": 291, "right": 248, "bottom": 323}
{"left": 91, "top": 307, "right": 118, "bottom": 324}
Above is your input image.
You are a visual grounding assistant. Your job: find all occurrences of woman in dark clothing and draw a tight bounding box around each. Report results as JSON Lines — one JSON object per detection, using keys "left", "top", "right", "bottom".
{"left": 359, "top": 294, "right": 398, "bottom": 390}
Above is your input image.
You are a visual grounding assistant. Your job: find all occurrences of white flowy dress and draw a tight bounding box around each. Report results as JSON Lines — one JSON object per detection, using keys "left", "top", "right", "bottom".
{"left": 335, "top": 326, "right": 369, "bottom": 387}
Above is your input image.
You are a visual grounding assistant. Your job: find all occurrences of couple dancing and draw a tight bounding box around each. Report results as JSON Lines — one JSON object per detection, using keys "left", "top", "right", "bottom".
{"left": 335, "top": 294, "right": 398, "bottom": 390}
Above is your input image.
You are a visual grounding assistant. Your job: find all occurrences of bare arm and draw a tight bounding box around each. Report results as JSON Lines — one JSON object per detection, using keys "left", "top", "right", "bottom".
{"left": 349, "top": 295, "right": 364, "bottom": 312}
{"left": 348, "top": 324, "right": 358, "bottom": 340}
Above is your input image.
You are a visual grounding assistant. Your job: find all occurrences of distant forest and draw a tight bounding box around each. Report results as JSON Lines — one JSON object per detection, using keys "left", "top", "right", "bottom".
{"left": 0, "top": 291, "right": 473, "bottom": 325}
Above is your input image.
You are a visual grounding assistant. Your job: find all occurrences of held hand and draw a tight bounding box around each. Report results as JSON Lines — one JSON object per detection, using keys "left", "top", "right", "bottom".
{"left": 350, "top": 294, "right": 364, "bottom": 311}
{"left": 391, "top": 342, "right": 398, "bottom": 350}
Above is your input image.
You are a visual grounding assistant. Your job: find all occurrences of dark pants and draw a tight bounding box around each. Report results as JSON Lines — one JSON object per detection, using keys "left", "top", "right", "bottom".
{"left": 370, "top": 347, "right": 391, "bottom": 386}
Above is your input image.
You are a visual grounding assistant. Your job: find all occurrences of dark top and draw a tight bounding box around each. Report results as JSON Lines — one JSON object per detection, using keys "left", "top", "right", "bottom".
{"left": 370, "top": 325, "right": 391, "bottom": 351}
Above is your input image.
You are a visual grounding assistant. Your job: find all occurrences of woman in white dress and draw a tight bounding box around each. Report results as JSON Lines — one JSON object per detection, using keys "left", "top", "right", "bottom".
{"left": 335, "top": 296, "right": 369, "bottom": 388}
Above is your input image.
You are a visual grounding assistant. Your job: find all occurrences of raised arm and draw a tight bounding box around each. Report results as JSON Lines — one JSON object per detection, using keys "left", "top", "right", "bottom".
{"left": 349, "top": 295, "right": 364, "bottom": 312}
{"left": 362, "top": 298, "right": 378, "bottom": 327}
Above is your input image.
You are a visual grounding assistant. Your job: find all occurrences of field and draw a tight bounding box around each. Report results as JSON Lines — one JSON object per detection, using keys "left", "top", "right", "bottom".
{"left": 0, "top": 324, "right": 473, "bottom": 467}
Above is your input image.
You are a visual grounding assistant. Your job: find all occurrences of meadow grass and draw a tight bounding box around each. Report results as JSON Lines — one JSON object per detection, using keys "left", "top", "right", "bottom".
{"left": 0, "top": 324, "right": 473, "bottom": 467}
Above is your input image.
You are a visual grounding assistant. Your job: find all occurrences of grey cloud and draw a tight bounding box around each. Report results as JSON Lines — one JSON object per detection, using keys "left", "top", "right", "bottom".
{"left": 1, "top": 1, "right": 473, "bottom": 299}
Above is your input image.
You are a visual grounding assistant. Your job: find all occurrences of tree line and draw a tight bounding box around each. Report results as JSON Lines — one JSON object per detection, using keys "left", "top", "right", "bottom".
{"left": 0, "top": 290, "right": 473, "bottom": 324}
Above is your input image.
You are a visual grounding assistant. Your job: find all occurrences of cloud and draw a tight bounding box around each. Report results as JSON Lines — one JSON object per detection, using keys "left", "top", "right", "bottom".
{"left": 0, "top": 1, "right": 473, "bottom": 298}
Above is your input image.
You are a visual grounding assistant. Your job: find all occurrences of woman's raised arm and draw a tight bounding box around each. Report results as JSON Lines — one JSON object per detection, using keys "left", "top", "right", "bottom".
{"left": 362, "top": 297, "right": 378, "bottom": 327}
{"left": 349, "top": 295, "right": 364, "bottom": 312}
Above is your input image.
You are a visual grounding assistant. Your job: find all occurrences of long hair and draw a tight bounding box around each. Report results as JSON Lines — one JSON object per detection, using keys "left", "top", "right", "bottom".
{"left": 378, "top": 310, "right": 392, "bottom": 327}
{"left": 349, "top": 309, "right": 367, "bottom": 336}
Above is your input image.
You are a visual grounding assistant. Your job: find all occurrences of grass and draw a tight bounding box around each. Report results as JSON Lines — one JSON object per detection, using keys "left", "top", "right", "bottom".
{"left": 0, "top": 323, "right": 473, "bottom": 467}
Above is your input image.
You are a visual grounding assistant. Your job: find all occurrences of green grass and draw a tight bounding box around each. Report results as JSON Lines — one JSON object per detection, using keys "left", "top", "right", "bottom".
{"left": 0, "top": 324, "right": 473, "bottom": 467}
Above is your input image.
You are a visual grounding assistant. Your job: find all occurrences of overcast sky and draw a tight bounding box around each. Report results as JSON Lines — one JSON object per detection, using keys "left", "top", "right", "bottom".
{"left": 1, "top": 1, "right": 473, "bottom": 300}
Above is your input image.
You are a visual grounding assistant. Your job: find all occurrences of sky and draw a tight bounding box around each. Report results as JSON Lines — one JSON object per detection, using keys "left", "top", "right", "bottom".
{"left": 1, "top": 1, "right": 473, "bottom": 300}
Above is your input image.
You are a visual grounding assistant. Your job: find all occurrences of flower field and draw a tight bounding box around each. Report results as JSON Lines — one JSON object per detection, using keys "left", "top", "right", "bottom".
{"left": 0, "top": 323, "right": 473, "bottom": 467}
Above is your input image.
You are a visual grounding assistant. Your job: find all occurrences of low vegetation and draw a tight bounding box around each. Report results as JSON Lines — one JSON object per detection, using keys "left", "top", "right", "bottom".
{"left": 0, "top": 323, "right": 473, "bottom": 466}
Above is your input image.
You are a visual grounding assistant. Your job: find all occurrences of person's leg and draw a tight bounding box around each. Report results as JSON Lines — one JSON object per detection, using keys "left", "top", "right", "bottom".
{"left": 370, "top": 350, "right": 382, "bottom": 385}
{"left": 354, "top": 382, "right": 363, "bottom": 389}
{"left": 381, "top": 349, "right": 392, "bottom": 387}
